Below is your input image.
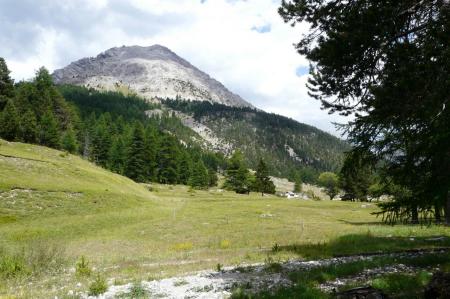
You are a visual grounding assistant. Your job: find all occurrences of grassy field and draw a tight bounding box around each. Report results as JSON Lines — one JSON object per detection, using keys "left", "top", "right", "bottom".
{"left": 0, "top": 139, "right": 449, "bottom": 298}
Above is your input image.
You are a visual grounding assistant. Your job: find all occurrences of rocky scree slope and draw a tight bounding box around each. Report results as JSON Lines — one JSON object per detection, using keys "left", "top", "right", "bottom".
{"left": 53, "top": 45, "right": 252, "bottom": 108}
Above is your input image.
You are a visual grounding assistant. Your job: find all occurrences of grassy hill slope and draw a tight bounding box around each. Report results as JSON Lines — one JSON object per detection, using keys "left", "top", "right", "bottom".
{"left": 1, "top": 140, "right": 449, "bottom": 298}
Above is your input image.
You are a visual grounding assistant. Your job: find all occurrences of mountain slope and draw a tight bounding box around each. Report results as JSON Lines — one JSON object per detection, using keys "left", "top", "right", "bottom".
{"left": 53, "top": 45, "right": 252, "bottom": 108}
{"left": 53, "top": 45, "right": 348, "bottom": 180}
{"left": 162, "top": 100, "right": 349, "bottom": 180}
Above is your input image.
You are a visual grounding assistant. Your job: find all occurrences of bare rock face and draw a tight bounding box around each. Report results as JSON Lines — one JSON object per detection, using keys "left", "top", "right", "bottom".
{"left": 52, "top": 45, "right": 253, "bottom": 108}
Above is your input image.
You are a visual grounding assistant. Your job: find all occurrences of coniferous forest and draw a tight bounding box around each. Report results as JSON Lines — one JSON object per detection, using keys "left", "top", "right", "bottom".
{"left": 0, "top": 60, "right": 278, "bottom": 193}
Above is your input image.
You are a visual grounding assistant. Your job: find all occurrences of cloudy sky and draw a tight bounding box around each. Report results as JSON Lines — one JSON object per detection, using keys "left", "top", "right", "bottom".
{"left": 0, "top": 0, "right": 348, "bottom": 136}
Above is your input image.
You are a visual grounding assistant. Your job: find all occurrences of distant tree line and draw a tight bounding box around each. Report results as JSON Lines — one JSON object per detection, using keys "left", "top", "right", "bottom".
{"left": 162, "top": 98, "right": 349, "bottom": 184}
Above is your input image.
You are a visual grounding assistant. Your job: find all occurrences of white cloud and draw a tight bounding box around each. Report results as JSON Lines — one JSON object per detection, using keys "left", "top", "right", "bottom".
{"left": 0, "top": 0, "right": 348, "bottom": 136}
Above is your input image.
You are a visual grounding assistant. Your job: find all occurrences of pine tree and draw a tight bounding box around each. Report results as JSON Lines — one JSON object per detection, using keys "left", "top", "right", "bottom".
{"left": 108, "top": 136, "right": 127, "bottom": 175}
{"left": 293, "top": 173, "right": 302, "bottom": 193}
{"left": 39, "top": 111, "right": 60, "bottom": 148}
{"left": 339, "top": 152, "right": 373, "bottom": 201}
{"left": 224, "top": 151, "right": 250, "bottom": 194}
{"left": 20, "top": 109, "right": 39, "bottom": 143}
{"left": 208, "top": 168, "right": 218, "bottom": 187}
{"left": 91, "top": 114, "right": 112, "bottom": 167}
{"left": 143, "top": 126, "right": 157, "bottom": 181}
{"left": 61, "top": 127, "right": 79, "bottom": 153}
{"left": 124, "top": 122, "right": 147, "bottom": 182}
{"left": 0, "top": 100, "right": 20, "bottom": 141}
{"left": 178, "top": 152, "right": 192, "bottom": 185}
{"left": 280, "top": 0, "right": 450, "bottom": 222}
{"left": 189, "top": 160, "right": 209, "bottom": 189}
{"left": 254, "top": 158, "right": 276, "bottom": 196}
{"left": 0, "top": 58, "right": 14, "bottom": 111}
{"left": 157, "top": 135, "right": 180, "bottom": 184}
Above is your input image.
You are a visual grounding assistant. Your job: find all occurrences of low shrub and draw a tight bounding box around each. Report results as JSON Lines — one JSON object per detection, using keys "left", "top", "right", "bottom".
{"left": 75, "top": 256, "right": 91, "bottom": 277}
{"left": 0, "top": 241, "right": 65, "bottom": 279}
{"left": 88, "top": 274, "right": 108, "bottom": 296}
{"left": 118, "top": 282, "right": 148, "bottom": 298}
{"left": 219, "top": 239, "right": 231, "bottom": 249}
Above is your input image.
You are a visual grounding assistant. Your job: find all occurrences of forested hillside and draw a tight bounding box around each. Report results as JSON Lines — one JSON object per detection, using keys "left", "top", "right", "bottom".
{"left": 163, "top": 99, "right": 349, "bottom": 182}
{"left": 0, "top": 56, "right": 347, "bottom": 187}
{"left": 0, "top": 64, "right": 222, "bottom": 189}
{"left": 59, "top": 85, "right": 348, "bottom": 183}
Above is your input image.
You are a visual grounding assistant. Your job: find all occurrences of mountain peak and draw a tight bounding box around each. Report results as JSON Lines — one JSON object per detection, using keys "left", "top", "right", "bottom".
{"left": 53, "top": 45, "right": 253, "bottom": 108}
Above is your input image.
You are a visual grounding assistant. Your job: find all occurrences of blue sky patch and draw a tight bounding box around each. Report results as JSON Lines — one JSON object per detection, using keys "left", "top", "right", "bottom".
{"left": 296, "top": 66, "right": 309, "bottom": 77}
{"left": 251, "top": 23, "right": 271, "bottom": 33}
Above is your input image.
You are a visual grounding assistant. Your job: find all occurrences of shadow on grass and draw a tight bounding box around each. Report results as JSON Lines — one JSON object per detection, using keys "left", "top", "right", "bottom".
{"left": 274, "top": 233, "right": 450, "bottom": 259}
{"left": 339, "top": 220, "right": 386, "bottom": 226}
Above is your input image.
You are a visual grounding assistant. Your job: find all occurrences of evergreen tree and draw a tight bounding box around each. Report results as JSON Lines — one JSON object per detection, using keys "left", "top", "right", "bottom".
{"left": 318, "top": 172, "right": 340, "bottom": 200}
{"left": 178, "top": 152, "right": 192, "bottom": 185}
{"left": 254, "top": 158, "right": 276, "bottom": 196}
{"left": 143, "top": 125, "right": 157, "bottom": 180}
{"left": 91, "top": 114, "right": 112, "bottom": 166}
{"left": 124, "top": 122, "right": 147, "bottom": 182}
{"left": 224, "top": 151, "right": 250, "bottom": 194}
{"left": 157, "top": 135, "right": 180, "bottom": 184}
{"left": 0, "top": 100, "right": 20, "bottom": 141}
{"left": 39, "top": 111, "right": 60, "bottom": 148}
{"left": 189, "top": 159, "right": 209, "bottom": 189}
{"left": 0, "top": 58, "right": 14, "bottom": 111}
{"left": 280, "top": 0, "right": 450, "bottom": 222}
{"left": 61, "top": 127, "right": 79, "bottom": 153}
{"left": 20, "top": 109, "right": 39, "bottom": 143}
{"left": 108, "top": 136, "right": 127, "bottom": 174}
{"left": 293, "top": 173, "right": 302, "bottom": 193}
{"left": 339, "top": 152, "right": 374, "bottom": 201}
{"left": 208, "top": 168, "right": 218, "bottom": 187}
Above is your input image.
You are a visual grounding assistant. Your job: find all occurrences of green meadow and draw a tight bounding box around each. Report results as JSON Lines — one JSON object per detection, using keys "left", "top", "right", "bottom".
{"left": 0, "top": 139, "right": 449, "bottom": 298}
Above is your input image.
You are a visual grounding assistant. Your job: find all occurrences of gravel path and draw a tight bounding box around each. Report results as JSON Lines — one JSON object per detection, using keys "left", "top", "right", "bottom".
{"left": 84, "top": 248, "right": 449, "bottom": 299}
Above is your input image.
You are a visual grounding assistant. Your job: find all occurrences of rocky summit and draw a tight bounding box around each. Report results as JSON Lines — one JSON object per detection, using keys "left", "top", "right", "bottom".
{"left": 52, "top": 45, "right": 253, "bottom": 108}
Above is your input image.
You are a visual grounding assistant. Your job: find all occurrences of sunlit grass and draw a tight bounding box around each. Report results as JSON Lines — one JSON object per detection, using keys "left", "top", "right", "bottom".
{"left": 1, "top": 139, "right": 449, "bottom": 298}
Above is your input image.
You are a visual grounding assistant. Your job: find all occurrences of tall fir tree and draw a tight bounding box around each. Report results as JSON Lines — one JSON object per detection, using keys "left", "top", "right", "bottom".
{"left": 20, "top": 108, "right": 39, "bottom": 143}
{"left": 91, "top": 114, "right": 112, "bottom": 166}
{"left": 293, "top": 173, "right": 302, "bottom": 193}
{"left": 0, "top": 58, "right": 14, "bottom": 111}
{"left": 208, "top": 168, "right": 218, "bottom": 187}
{"left": 280, "top": 0, "right": 450, "bottom": 222}
{"left": 178, "top": 151, "right": 192, "bottom": 185}
{"left": 143, "top": 125, "right": 158, "bottom": 180}
{"left": 0, "top": 100, "right": 20, "bottom": 141}
{"left": 224, "top": 151, "right": 250, "bottom": 194}
{"left": 108, "top": 136, "right": 128, "bottom": 175}
{"left": 61, "top": 127, "right": 79, "bottom": 153}
{"left": 157, "top": 135, "right": 180, "bottom": 184}
{"left": 188, "top": 159, "right": 209, "bottom": 189}
{"left": 39, "top": 111, "right": 60, "bottom": 148}
{"left": 124, "top": 122, "right": 147, "bottom": 182}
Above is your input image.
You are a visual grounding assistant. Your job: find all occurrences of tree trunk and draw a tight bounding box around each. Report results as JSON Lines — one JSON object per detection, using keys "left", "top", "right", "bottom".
{"left": 411, "top": 206, "right": 419, "bottom": 224}
{"left": 445, "top": 190, "right": 450, "bottom": 226}
{"left": 435, "top": 206, "right": 441, "bottom": 224}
